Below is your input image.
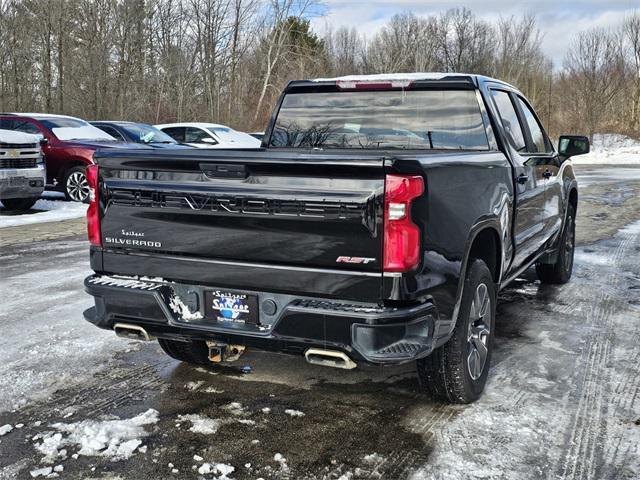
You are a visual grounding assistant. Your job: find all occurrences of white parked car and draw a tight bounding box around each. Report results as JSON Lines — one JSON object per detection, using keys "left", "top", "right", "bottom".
{"left": 154, "top": 123, "right": 261, "bottom": 149}
{"left": 0, "top": 129, "right": 45, "bottom": 211}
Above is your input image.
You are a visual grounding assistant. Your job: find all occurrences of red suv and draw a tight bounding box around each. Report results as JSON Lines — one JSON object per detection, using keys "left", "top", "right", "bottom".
{"left": 0, "top": 113, "right": 149, "bottom": 202}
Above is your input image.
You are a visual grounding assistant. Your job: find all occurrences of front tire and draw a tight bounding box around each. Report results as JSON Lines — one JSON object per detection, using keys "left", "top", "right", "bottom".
{"left": 158, "top": 338, "right": 210, "bottom": 365}
{"left": 1, "top": 197, "right": 39, "bottom": 211}
{"left": 64, "top": 166, "right": 90, "bottom": 203}
{"left": 536, "top": 203, "right": 576, "bottom": 284}
{"left": 417, "top": 259, "right": 495, "bottom": 404}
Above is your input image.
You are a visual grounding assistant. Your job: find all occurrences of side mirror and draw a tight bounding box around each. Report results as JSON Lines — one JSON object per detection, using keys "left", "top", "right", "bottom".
{"left": 201, "top": 137, "right": 218, "bottom": 145}
{"left": 558, "top": 135, "right": 589, "bottom": 158}
{"left": 39, "top": 138, "right": 48, "bottom": 147}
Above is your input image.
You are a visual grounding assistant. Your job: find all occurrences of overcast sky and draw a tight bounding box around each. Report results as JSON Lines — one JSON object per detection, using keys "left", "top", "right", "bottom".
{"left": 310, "top": 0, "right": 640, "bottom": 67}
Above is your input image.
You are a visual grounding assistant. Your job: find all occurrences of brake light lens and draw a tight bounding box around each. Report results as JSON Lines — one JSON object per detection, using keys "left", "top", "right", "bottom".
{"left": 86, "top": 164, "right": 102, "bottom": 247}
{"left": 383, "top": 174, "right": 424, "bottom": 272}
{"left": 336, "top": 79, "right": 413, "bottom": 91}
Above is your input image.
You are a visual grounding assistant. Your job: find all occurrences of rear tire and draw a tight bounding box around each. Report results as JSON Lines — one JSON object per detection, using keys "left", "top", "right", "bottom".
{"left": 1, "top": 197, "right": 39, "bottom": 211}
{"left": 158, "top": 338, "right": 210, "bottom": 365}
{"left": 536, "top": 203, "right": 576, "bottom": 284}
{"left": 417, "top": 259, "right": 495, "bottom": 404}
{"left": 63, "top": 165, "right": 90, "bottom": 203}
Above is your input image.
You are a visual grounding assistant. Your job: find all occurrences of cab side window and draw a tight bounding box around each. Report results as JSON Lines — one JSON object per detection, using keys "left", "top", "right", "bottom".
{"left": 490, "top": 90, "right": 526, "bottom": 152}
{"left": 97, "top": 125, "right": 124, "bottom": 141}
{"left": 12, "top": 119, "right": 42, "bottom": 135}
{"left": 162, "top": 127, "right": 185, "bottom": 142}
{"left": 185, "top": 127, "right": 215, "bottom": 144}
{"left": 515, "top": 97, "right": 551, "bottom": 154}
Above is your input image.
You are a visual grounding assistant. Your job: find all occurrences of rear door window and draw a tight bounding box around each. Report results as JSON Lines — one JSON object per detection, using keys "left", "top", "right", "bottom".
{"left": 490, "top": 90, "right": 526, "bottom": 152}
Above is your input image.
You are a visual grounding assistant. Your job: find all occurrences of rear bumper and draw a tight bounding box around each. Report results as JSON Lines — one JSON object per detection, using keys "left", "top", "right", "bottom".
{"left": 83, "top": 274, "right": 440, "bottom": 365}
{"left": 0, "top": 165, "right": 46, "bottom": 199}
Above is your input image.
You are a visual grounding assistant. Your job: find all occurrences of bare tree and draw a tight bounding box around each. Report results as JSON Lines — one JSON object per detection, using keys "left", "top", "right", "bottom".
{"left": 562, "top": 28, "right": 626, "bottom": 141}
{"left": 623, "top": 11, "right": 640, "bottom": 133}
{"left": 253, "top": 0, "right": 315, "bottom": 124}
{"left": 435, "top": 8, "right": 494, "bottom": 74}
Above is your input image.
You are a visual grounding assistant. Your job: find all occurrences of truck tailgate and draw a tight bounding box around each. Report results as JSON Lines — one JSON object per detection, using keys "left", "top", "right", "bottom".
{"left": 95, "top": 149, "right": 386, "bottom": 300}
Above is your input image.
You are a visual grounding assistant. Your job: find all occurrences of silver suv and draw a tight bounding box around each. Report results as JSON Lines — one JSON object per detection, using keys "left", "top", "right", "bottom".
{"left": 0, "top": 129, "right": 45, "bottom": 211}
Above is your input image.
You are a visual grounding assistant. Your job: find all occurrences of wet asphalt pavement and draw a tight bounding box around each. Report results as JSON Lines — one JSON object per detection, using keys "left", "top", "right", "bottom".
{"left": 0, "top": 165, "right": 639, "bottom": 480}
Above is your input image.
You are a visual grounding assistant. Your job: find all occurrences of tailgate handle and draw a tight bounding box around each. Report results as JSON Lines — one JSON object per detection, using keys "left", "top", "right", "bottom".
{"left": 200, "top": 163, "right": 247, "bottom": 179}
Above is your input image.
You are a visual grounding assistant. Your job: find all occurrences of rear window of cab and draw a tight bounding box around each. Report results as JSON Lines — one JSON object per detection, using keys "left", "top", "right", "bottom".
{"left": 270, "top": 90, "right": 489, "bottom": 151}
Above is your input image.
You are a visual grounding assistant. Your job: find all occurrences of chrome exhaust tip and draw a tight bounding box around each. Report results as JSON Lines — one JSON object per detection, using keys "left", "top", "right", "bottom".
{"left": 114, "top": 323, "right": 155, "bottom": 341}
{"left": 304, "top": 348, "right": 357, "bottom": 370}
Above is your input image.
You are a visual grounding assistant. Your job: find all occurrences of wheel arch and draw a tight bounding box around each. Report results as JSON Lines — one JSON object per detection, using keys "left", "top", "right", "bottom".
{"left": 446, "top": 219, "right": 504, "bottom": 337}
{"left": 568, "top": 186, "right": 578, "bottom": 212}
{"left": 57, "top": 158, "right": 92, "bottom": 185}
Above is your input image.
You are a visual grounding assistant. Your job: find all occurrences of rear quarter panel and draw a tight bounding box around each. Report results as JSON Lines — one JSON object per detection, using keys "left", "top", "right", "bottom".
{"left": 384, "top": 151, "right": 513, "bottom": 340}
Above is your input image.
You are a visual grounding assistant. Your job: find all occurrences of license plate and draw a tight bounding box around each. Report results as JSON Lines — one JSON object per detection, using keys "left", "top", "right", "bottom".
{"left": 9, "top": 176, "right": 28, "bottom": 186}
{"left": 205, "top": 290, "right": 259, "bottom": 324}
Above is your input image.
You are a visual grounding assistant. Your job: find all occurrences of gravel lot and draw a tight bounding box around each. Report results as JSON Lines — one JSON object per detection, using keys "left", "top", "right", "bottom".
{"left": 0, "top": 165, "right": 639, "bottom": 480}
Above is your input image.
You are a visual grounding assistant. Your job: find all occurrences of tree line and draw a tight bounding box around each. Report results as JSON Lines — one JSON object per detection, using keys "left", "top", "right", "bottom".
{"left": 1, "top": 0, "right": 639, "bottom": 140}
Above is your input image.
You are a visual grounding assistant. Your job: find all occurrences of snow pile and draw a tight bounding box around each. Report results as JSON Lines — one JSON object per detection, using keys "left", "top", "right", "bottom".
{"left": 177, "top": 414, "right": 224, "bottom": 435}
{"left": 34, "top": 409, "right": 158, "bottom": 462}
{"left": 223, "top": 402, "right": 246, "bottom": 416}
{"left": 578, "top": 133, "right": 640, "bottom": 164}
{"left": 363, "top": 453, "right": 385, "bottom": 465}
{"left": 0, "top": 424, "right": 13, "bottom": 436}
{"left": 197, "top": 462, "right": 235, "bottom": 479}
{"left": 29, "top": 466, "right": 53, "bottom": 478}
{"left": 284, "top": 409, "right": 305, "bottom": 417}
{"left": 184, "top": 381, "right": 204, "bottom": 391}
{"left": 273, "top": 453, "right": 289, "bottom": 473}
{"left": 0, "top": 197, "right": 86, "bottom": 228}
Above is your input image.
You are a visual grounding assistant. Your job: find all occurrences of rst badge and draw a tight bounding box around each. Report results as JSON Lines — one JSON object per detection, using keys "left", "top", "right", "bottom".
{"left": 336, "top": 256, "right": 376, "bottom": 265}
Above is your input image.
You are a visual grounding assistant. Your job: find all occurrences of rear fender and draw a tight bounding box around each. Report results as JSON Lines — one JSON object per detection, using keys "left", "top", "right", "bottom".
{"left": 444, "top": 217, "right": 507, "bottom": 342}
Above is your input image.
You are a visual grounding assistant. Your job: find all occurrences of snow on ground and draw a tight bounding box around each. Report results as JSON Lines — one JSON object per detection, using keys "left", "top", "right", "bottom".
{"left": 0, "top": 424, "right": 13, "bottom": 436}
{"left": 408, "top": 219, "right": 640, "bottom": 480}
{"left": 579, "top": 133, "right": 640, "bottom": 164}
{"left": 33, "top": 409, "right": 158, "bottom": 464}
{"left": 0, "top": 194, "right": 86, "bottom": 228}
{"left": 284, "top": 409, "right": 305, "bottom": 417}
{"left": 177, "top": 414, "right": 224, "bottom": 435}
{"left": 0, "top": 240, "right": 125, "bottom": 413}
{"left": 197, "top": 462, "right": 235, "bottom": 478}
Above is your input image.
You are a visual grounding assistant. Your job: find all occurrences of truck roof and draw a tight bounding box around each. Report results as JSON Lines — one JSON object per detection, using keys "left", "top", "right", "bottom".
{"left": 155, "top": 122, "right": 231, "bottom": 130}
{"left": 307, "top": 72, "right": 516, "bottom": 90}
{"left": 0, "top": 112, "right": 82, "bottom": 120}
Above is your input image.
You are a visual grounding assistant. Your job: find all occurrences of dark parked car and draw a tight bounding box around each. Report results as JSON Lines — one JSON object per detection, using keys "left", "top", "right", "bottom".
{"left": 83, "top": 73, "right": 589, "bottom": 403}
{"left": 90, "top": 121, "right": 193, "bottom": 149}
{"left": 0, "top": 113, "right": 149, "bottom": 202}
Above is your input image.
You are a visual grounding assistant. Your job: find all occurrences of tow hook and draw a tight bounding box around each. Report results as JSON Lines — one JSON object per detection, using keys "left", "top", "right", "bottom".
{"left": 206, "top": 341, "right": 246, "bottom": 363}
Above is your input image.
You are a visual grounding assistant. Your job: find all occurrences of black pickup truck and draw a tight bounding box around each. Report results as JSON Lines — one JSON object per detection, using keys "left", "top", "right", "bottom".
{"left": 83, "top": 73, "right": 589, "bottom": 403}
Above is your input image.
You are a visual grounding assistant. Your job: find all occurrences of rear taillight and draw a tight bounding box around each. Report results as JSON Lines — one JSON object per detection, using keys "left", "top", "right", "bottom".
{"left": 86, "top": 164, "right": 102, "bottom": 247}
{"left": 383, "top": 174, "right": 424, "bottom": 272}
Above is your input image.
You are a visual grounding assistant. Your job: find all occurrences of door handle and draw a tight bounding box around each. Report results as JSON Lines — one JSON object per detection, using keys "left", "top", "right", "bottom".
{"left": 516, "top": 174, "right": 529, "bottom": 184}
{"left": 543, "top": 169, "right": 552, "bottom": 178}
